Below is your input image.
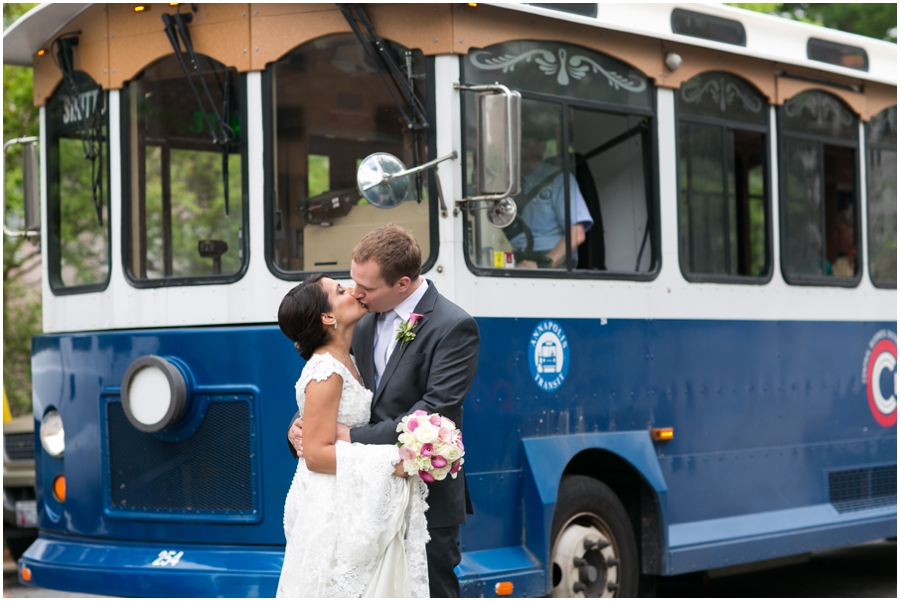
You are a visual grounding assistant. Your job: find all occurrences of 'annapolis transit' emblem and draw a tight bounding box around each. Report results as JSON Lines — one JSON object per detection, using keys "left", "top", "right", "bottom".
{"left": 862, "top": 330, "right": 897, "bottom": 427}
{"left": 529, "top": 320, "right": 570, "bottom": 392}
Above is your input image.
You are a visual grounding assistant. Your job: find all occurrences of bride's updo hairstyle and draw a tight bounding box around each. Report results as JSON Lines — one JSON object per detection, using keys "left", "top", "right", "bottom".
{"left": 278, "top": 273, "right": 332, "bottom": 361}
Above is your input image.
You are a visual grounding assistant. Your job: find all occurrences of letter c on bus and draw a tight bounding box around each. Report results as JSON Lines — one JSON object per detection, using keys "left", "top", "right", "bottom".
{"left": 866, "top": 339, "right": 897, "bottom": 427}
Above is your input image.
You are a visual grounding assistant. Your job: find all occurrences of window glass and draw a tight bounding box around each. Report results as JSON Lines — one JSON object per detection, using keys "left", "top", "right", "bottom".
{"left": 671, "top": 9, "right": 746, "bottom": 46}
{"left": 127, "top": 54, "right": 245, "bottom": 282}
{"left": 677, "top": 72, "right": 768, "bottom": 279}
{"left": 780, "top": 91, "right": 859, "bottom": 282}
{"left": 465, "top": 40, "right": 651, "bottom": 110}
{"left": 463, "top": 92, "right": 653, "bottom": 274}
{"left": 679, "top": 72, "right": 766, "bottom": 125}
{"left": 867, "top": 106, "right": 897, "bottom": 287}
{"left": 46, "top": 71, "right": 109, "bottom": 291}
{"left": 782, "top": 90, "right": 857, "bottom": 140}
{"left": 807, "top": 38, "right": 868, "bottom": 72}
{"left": 270, "top": 35, "right": 429, "bottom": 273}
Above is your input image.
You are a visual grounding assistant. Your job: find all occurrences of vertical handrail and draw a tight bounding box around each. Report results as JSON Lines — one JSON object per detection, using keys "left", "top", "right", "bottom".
{"left": 2, "top": 137, "right": 40, "bottom": 238}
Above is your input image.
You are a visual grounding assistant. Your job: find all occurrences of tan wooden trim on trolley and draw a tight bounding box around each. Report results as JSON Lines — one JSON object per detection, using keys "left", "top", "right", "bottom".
{"left": 31, "top": 2, "right": 896, "bottom": 121}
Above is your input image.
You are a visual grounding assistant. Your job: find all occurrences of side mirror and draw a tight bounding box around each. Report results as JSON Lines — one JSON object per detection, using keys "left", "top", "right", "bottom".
{"left": 476, "top": 89, "right": 521, "bottom": 197}
{"left": 2, "top": 137, "right": 40, "bottom": 238}
{"left": 357, "top": 151, "right": 458, "bottom": 209}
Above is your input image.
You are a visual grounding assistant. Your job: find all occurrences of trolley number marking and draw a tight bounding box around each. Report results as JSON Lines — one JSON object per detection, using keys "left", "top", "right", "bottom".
{"left": 151, "top": 550, "right": 184, "bottom": 567}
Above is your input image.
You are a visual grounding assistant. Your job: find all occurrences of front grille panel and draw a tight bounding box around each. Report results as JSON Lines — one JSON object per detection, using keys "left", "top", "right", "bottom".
{"left": 107, "top": 400, "right": 253, "bottom": 513}
{"left": 4, "top": 432, "right": 35, "bottom": 461}
{"left": 829, "top": 466, "right": 896, "bottom": 513}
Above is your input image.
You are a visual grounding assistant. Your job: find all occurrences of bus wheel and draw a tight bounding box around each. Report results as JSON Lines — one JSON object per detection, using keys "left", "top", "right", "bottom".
{"left": 550, "top": 476, "right": 639, "bottom": 598}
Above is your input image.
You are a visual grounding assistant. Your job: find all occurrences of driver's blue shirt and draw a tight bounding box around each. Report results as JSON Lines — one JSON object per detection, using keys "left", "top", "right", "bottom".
{"left": 509, "top": 161, "right": 594, "bottom": 254}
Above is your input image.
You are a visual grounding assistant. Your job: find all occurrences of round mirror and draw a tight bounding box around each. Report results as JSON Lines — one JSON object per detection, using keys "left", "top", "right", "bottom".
{"left": 357, "top": 153, "right": 410, "bottom": 209}
{"left": 487, "top": 198, "right": 518, "bottom": 228}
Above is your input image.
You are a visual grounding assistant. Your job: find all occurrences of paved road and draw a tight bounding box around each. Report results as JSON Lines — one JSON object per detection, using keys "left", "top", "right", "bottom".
{"left": 656, "top": 539, "right": 896, "bottom": 598}
{"left": 3, "top": 540, "right": 895, "bottom": 597}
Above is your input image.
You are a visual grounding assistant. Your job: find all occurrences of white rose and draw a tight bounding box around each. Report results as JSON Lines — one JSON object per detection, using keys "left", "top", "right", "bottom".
{"left": 442, "top": 445, "right": 462, "bottom": 462}
{"left": 400, "top": 432, "right": 416, "bottom": 447}
{"left": 414, "top": 423, "right": 438, "bottom": 444}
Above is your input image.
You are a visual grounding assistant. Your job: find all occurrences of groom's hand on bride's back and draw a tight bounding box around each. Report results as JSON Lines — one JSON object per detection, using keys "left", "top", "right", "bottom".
{"left": 287, "top": 418, "right": 351, "bottom": 459}
{"left": 288, "top": 417, "right": 304, "bottom": 458}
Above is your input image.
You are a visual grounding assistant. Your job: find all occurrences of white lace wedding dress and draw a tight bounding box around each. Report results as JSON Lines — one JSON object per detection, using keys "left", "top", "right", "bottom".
{"left": 276, "top": 353, "right": 430, "bottom": 598}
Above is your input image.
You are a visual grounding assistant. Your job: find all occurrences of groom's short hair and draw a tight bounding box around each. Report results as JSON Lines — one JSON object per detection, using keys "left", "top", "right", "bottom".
{"left": 352, "top": 224, "right": 421, "bottom": 286}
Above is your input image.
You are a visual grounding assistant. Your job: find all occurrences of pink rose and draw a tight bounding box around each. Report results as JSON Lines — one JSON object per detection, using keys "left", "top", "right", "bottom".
{"left": 429, "top": 414, "right": 442, "bottom": 427}
{"left": 449, "top": 459, "right": 461, "bottom": 474}
{"left": 431, "top": 455, "right": 448, "bottom": 469}
{"left": 413, "top": 410, "right": 427, "bottom": 416}
{"left": 407, "top": 418, "right": 419, "bottom": 432}
{"left": 420, "top": 443, "right": 434, "bottom": 457}
{"left": 438, "top": 427, "right": 453, "bottom": 444}
{"left": 399, "top": 446, "right": 415, "bottom": 461}
{"left": 418, "top": 470, "right": 435, "bottom": 483}
{"left": 408, "top": 313, "right": 424, "bottom": 326}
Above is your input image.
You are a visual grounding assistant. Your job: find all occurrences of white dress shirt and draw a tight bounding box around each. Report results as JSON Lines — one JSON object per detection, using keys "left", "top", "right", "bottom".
{"left": 373, "top": 278, "right": 429, "bottom": 387}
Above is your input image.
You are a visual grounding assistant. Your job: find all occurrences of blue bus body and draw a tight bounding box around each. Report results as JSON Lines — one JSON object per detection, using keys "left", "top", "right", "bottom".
{"left": 4, "top": 1, "right": 895, "bottom": 597}
{"left": 24, "top": 317, "right": 896, "bottom": 595}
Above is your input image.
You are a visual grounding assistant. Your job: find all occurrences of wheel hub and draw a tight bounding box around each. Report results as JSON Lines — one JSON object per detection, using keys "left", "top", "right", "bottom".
{"left": 551, "top": 523, "right": 619, "bottom": 597}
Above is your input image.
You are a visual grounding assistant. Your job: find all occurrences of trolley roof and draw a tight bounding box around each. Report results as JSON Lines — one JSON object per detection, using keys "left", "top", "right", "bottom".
{"left": 3, "top": 2, "right": 897, "bottom": 87}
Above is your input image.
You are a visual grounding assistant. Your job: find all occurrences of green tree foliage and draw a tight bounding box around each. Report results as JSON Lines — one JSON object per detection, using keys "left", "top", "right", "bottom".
{"left": 732, "top": 3, "right": 898, "bottom": 42}
{"left": 4, "top": 3, "right": 40, "bottom": 416}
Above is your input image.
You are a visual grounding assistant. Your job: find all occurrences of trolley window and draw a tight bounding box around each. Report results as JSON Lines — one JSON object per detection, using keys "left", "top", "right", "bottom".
{"left": 267, "top": 34, "right": 430, "bottom": 275}
{"left": 46, "top": 71, "right": 110, "bottom": 293}
{"left": 779, "top": 90, "right": 860, "bottom": 285}
{"left": 462, "top": 40, "right": 656, "bottom": 277}
{"left": 124, "top": 54, "right": 246, "bottom": 285}
{"left": 671, "top": 9, "right": 746, "bottom": 47}
{"left": 677, "top": 72, "right": 770, "bottom": 282}
{"left": 866, "top": 106, "right": 897, "bottom": 288}
{"left": 807, "top": 38, "right": 868, "bottom": 72}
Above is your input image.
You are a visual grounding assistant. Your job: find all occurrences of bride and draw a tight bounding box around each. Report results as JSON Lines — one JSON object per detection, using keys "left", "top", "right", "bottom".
{"left": 275, "top": 274, "right": 430, "bottom": 598}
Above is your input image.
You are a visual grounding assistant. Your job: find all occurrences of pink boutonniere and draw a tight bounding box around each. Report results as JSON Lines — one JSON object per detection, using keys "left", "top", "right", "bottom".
{"left": 395, "top": 313, "right": 423, "bottom": 350}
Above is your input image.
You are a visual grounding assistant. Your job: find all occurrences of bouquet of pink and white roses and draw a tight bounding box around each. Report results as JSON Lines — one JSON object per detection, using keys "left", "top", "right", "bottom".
{"left": 396, "top": 410, "right": 465, "bottom": 482}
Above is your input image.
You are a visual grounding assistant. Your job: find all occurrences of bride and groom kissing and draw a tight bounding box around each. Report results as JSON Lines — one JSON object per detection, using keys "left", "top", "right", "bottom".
{"left": 278, "top": 224, "right": 479, "bottom": 597}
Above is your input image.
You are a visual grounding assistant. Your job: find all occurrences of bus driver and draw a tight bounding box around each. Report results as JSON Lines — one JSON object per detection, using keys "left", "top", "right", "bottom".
{"left": 506, "top": 107, "right": 594, "bottom": 269}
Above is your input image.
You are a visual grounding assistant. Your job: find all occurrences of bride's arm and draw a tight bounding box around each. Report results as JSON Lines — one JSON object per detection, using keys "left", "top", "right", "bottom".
{"left": 301, "top": 374, "right": 342, "bottom": 474}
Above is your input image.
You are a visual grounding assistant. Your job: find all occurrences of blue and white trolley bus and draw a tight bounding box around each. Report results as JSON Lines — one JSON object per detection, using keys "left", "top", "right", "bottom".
{"left": 3, "top": 2, "right": 896, "bottom": 597}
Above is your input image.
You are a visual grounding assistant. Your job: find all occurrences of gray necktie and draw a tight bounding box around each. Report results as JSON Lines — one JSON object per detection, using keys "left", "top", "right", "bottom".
{"left": 373, "top": 310, "right": 398, "bottom": 388}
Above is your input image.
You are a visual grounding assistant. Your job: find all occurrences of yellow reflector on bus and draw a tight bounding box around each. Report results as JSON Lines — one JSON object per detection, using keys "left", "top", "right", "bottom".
{"left": 495, "top": 582, "right": 513, "bottom": 596}
{"left": 651, "top": 427, "right": 674, "bottom": 442}
{"left": 134, "top": 5, "right": 148, "bottom": 12}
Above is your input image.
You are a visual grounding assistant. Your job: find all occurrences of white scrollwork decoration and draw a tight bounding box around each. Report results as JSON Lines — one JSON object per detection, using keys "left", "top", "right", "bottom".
{"left": 784, "top": 92, "right": 854, "bottom": 127}
{"left": 469, "top": 48, "right": 647, "bottom": 92}
{"left": 680, "top": 77, "right": 762, "bottom": 114}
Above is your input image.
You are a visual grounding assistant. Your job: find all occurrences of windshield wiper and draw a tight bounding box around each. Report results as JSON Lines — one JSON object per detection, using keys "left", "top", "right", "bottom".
{"left": 338, "top": 3, "right": 429, "bottom": 200}
{"left": 52, "top": 34, "right": 105, "bottom": 227}
{"left": 161, "top": 10, "right": 236, "bottom": 215}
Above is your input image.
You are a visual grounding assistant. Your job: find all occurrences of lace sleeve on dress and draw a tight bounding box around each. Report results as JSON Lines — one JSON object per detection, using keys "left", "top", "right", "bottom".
{"left": 295, "top": 354, "right": 343, "bottom": 415}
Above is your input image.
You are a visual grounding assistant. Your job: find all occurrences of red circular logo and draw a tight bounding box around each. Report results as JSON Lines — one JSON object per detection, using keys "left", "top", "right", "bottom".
{"left": 866, "top": 339, "right": 897, "bottom": 427}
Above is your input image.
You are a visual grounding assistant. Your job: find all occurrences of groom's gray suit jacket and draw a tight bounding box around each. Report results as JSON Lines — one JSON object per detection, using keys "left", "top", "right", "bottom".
{"left": 350, "top": 281, "right": 478, "bottom": 529}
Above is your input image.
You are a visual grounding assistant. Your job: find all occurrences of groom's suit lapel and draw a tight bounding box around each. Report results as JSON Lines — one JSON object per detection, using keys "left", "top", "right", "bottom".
{"left": 372, "top": 282, "right": 438, "bottom": 408}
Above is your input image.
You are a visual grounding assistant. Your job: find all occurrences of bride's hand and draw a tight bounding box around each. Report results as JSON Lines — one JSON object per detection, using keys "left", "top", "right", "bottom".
{"left": 393, "top": 462, "right": 408, "bottom": 478}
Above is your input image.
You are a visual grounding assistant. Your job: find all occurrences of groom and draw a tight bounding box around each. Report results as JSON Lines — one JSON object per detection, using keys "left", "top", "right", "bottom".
{"left": 287, "top": 223, "right": 479, "bottom": 597}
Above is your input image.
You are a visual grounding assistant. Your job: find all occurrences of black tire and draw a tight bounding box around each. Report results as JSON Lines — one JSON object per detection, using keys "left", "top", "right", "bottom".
{"left": 550, "top": 476, "right": 640, "bottom": 598}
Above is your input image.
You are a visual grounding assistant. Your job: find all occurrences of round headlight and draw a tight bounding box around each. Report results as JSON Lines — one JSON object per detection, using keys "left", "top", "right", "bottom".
{"left": 40, "top": 410, "right": 65, "bottom": 458}
{"left": 121, "top": 356, "right": 188, "bottom": 433}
